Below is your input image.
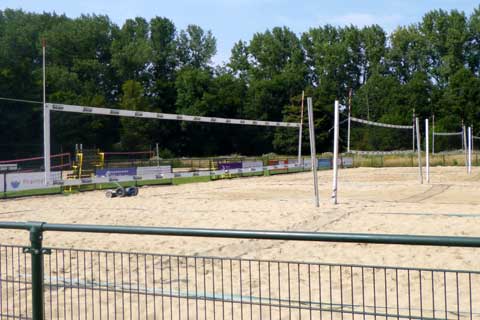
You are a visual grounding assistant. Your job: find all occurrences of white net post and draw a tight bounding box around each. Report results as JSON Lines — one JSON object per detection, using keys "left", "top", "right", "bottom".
{"left": 307, "top": 97, "right": 319, "bottom": 207}
{"left": 347, "top": 89, "right": 352, "bottom": 153}
{"left": 42, "top": 39, "right": 51, "bottom": 185}
{"left": 468, "top": 126, "right": 472, "bottom": 174}
{"left": 416, "top": 117, "right": 423, "bottom": 184}
{"left": 332, "top": 100, "right": 340, "bottom": 204}
{"left": 297, "top": 91, "right": 305, "bottom": 164}
{"left": 425, "top": 118, "right": 430, "bottom": 183}
{"left": 432, "top": 114, "right": 435, "bottom": 154}
{"left": 463, "top": 125, "right": 468, "bottom": 168}
{"left": 412, "top": 111, "right": 416, "bottom": 153}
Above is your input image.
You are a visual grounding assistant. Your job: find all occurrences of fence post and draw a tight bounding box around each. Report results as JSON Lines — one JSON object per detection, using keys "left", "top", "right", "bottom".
{"left": 3, "top": 171, "right": 6, "bottom": 199}
{"left": 25, "top": 222, "right": 47, "bottom": 320}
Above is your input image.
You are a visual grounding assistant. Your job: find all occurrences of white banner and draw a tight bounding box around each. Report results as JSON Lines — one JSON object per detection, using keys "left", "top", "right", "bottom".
{"left": 0, "top": 164, "right": 17, "bottom": 171}
{"left": 242, "top": 161, "right": 263, "bottom": 168}
{"left": 302, "top": 159, "right": 312, "bottom": 168}
{"left": 48, "top": 103, "right": 300, "bottom": 128}
{"left": 6, "top": 172, "right": 61, "bottom": 191}
{"left": 52, "top": 163, "right": 303, "bottom": 189}
{"left": 137, "top": 166, "right": 172, "bottom": 176}
{"left": 342, "top": 157, "right": 354, "bottom": 167}
{"left": 0, "top": 174, "right": 4, "bottom": 192}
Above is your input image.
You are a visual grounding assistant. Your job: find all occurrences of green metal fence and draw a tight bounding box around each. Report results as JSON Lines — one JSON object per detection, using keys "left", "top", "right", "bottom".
{"left": 1, "top": 222, "right": 480, "bottom": 319}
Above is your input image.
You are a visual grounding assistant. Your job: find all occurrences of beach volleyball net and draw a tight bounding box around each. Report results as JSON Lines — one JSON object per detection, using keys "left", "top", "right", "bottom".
{"left": 347, "top": 116, "right": 415, "bottom": 155}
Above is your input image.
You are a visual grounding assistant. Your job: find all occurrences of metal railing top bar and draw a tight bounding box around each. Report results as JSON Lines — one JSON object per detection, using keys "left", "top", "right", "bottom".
{"left": 1, "top": 221, "right": 480, "bottom": 248}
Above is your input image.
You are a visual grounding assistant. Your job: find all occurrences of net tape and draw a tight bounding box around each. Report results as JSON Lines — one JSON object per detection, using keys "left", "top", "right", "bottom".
{"left": 350, "top": 117, "right": 413, "bottom": 130}
{"left": 434, "top": 149, "right": 465, "bottom": 155}
{"left": 47, "top": 103, "right": 300, "bottom": 128}
{"left": 349, "top": 150, "right": 414, "bottom": 155}
{"left": 433, "top": 132, "right": 463, "bottom": 137}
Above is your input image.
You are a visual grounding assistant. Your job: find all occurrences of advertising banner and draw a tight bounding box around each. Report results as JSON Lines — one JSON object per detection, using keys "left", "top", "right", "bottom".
{"left": 137, "top": 166, "right": 172, "bottom": 176}
{"left": 268, "top": 159, "right": 288, "bottom": 172}
{"left": 96, "top": 167, "right": 137, "bottom": 177}
{"left": 303, "top": 159, "right": 312, "bottom": 168}
{"left": 342, "top": 157, "right": 354, "bottom": 168}
{"left": 318, "top": 158, "right": 332, "bottom": 169}
{"left": 6, "top": 172, "right": 61, "bottom": 191}
{"left": 0, "top": 174, "right": 4, "bottom": 192}
{"left": 218, "top": 162, "right": 242, "bottom": 170}
{"left": 242, "top": 161, "right": 263, "bottom": 169}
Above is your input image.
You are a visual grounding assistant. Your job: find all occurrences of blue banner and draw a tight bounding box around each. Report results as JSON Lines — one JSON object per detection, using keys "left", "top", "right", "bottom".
{"left": 96, "top": 167, "right": 137, "bottom": 177}
{"left": 318, "top": 158, "right": 332, "bottom": 169}
{"left": 218, "top": 162, "right": 242, "bottom": 170}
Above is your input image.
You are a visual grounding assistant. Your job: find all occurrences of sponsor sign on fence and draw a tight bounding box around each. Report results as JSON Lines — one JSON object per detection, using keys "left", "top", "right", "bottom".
{"left": 6, "top": 172, "right": 61, "bottom": 191}
{"left": 96, "top": 167, "right": 137, "bottom": 177}
{"left": 8, "top": 163, "right": 306, "bottom": 192}
{"left": 0, "top": 174, "right": 4, "bottom": 192}
{"left": 0, "top": 164, "right": 17, "bottom": 172}
{"left": 218, "top": 162, "right": 242, "bottom": 170}
{"left": 342, "top": 157, "right": 354, "bottom": 168}
{"left": 318, "top": 158, "right": 332, "bottom": 169}
{"left": 136, "top": 166, "right": 172, "bottom": 176}
{"left": 303, "top": 159, "right": 312, "bottom": 168}
{"left": 268, "top": 159, "right": 289, "bottom": 172}
{"left": 242, "top": 161, "right": 263, "bottom": 169}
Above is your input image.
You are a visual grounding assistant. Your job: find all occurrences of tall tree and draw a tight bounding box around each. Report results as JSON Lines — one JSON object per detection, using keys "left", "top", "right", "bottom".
{"left": 177, "top": 25, "right": 216, "bottom": 69}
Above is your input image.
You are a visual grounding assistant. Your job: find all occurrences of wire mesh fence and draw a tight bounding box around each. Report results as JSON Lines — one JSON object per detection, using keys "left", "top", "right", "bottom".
{"left": 1, "top": 243, "right": 479, "bottom": 320}
{"left": 0, "top": 245, "right": 31, "bottom": 319}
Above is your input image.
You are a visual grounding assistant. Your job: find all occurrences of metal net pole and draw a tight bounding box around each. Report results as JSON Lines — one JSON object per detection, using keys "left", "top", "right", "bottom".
{"left": 43, "top": 39, "right": 51, "bottom": 185}
{"left": 425, "top": 118, "right": 430, "bottom": 183}
{"left": 332, "top": 100, "right": 340, "bottom": 204}
{"left": 416, "top": 117, "right": 423, "bottom": 184}
{"left": 307, "top": 97, "right": 319, "bottom": 207}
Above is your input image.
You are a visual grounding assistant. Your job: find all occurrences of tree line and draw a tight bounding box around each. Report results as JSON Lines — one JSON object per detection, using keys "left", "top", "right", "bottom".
{"left": 1, "top": 7, "right": 479, "bottom": 160}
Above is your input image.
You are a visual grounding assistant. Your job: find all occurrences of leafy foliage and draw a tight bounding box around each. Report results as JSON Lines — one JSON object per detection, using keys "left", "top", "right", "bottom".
{"left": 1, "top": 6, "right": 480, "bottom": 159}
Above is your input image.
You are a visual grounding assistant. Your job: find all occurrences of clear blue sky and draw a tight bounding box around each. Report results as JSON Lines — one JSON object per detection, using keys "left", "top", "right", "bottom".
{"left": 1, "top": 0, "right": 478, "bottom": 64}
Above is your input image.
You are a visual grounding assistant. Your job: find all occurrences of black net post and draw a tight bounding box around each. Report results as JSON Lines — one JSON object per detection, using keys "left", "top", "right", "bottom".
{"left": 23, "top": 222, "right": 49, "bottom": 320}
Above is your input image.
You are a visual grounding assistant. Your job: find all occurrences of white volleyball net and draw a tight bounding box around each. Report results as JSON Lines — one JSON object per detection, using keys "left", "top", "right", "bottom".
{"left": 347, "top": 116, "right": 415, "bottom": 155}
{"left": 473, "top": 133, "right": 480, "bottom": 153}
{"left": 432, "top": 130, "right": 464, "bottom": 154}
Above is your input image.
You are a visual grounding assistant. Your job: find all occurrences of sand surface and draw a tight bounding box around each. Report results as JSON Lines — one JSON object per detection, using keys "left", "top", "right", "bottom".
{"left": 1, "top": 166, "right": 479, "bottom": 270}
{"left": 2, "top": 166, "right": 480, "bottom": 319}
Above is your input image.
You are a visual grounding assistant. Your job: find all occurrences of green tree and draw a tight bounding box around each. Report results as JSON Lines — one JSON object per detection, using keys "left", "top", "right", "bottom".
{"left": 177, "top": 25, "right": 216, "bottom": 69}
{"left": 118, "top": 80, "right": 152, "bottom": 150}
{"left": 420, "top": 9, "right": 469, "bottom": 86}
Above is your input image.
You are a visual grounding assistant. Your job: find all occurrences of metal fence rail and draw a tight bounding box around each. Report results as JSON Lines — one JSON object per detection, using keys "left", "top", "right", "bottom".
{"left": 0, "top": 222, "right": 479, "bottom": 319}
